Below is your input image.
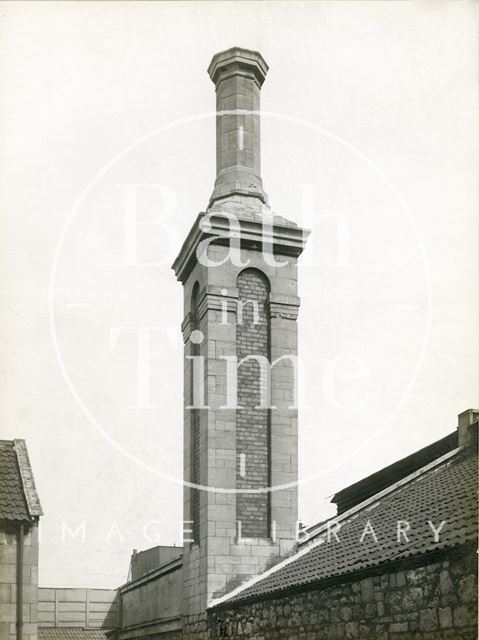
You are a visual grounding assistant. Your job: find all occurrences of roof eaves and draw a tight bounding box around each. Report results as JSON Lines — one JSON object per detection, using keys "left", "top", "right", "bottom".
{"left": 212, "top": 541, "right": 472, "bottom": 609}
{"left": 301, "top": 445, "right": 462, "bottom": 545}
{"left": 208, "top": 444, "right": 463, "bottom": 609}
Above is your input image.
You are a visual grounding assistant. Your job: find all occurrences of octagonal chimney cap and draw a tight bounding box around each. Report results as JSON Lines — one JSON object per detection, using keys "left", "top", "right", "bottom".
{"left": 207, "top": 46, "right": 269, "bottom": 88}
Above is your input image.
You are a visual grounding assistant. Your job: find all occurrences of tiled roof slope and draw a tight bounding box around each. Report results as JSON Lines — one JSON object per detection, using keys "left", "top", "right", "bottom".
{"left": 0, "top": 439, "right": 42, "bottom": 521}
{"left": 331, "top": 431, "right": 458, "bottom": 514}
{"left": 39, "top": 630, "right": 109, "bottom": 640}
{"left": 216, "top": 449, "right": 478, "bottom": 606}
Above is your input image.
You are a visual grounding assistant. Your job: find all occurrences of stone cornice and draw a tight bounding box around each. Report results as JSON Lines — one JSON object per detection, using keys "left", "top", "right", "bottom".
{"left": 208, "top": 47, "right": 269, "bottom": 89}
{"left": 269, "top": 293, "right": 301, "bottom": 321}
{"left": 172, "top": 211, "right": 310, "bottom": 284}
{"left": 181, "top": 291, "right": 301, "bottom": 341}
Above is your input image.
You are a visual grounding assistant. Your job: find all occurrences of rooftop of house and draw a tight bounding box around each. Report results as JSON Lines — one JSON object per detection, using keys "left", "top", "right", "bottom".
{"left": 0, "top": 439, "right": 43, "bottom": 522}
{"left": 210, "top": 416, "right": 478, "bottom": 609}
{"left": 330, "top": 431, "right": 458, "bottom": 516}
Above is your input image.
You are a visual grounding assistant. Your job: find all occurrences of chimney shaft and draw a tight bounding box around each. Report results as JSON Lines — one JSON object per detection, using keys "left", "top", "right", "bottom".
{"left": 458, "top": 408, "right": 479, "bottom": 449}
{"left": 207, "top": 47, "right": 269, "bottom": 208}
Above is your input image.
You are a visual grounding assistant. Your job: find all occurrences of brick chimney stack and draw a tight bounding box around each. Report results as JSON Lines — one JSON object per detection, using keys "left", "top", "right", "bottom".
{"left": 458, "top": 408, "right": 479, "bottom": 449}
{"left": 207, "top": 47, "right": 269, "bottom": 209}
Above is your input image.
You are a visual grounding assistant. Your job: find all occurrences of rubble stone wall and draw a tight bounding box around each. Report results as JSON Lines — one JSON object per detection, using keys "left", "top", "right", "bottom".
{"left": 207, "top": 547, "right": 477, "bottom": 640}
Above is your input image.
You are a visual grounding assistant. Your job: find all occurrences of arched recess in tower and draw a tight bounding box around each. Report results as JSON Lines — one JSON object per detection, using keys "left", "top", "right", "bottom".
{"left": 236, "top": 268, "right": 272, "bottom": 538}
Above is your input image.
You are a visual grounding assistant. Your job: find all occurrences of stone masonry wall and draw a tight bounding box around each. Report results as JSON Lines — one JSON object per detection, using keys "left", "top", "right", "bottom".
{"left": 0, "top": 522, "right": 39, "bottom": 640}
{"left": 190, "top": 283, "right": 201, "bottom": 545}
{"left": 207, "top": 547, "right": 478, "bottom": 640}
{"left": 179, "top": 245, "right": 300, "bottom": 617}
{"left": 236, "top": 268, "right": 270, "bottom": 539}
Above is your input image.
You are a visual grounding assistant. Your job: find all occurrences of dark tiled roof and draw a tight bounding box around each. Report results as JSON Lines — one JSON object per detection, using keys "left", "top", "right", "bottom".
{"left": 39, "top": 630, "right": 110, "bottom": 640}
{"left": 0, "top": 440, "right": 30, "bottom": 521}
{"left": 0, "top": 439, "right": 42, "bottom": 521}
{"left": 331, "top": 431, "right": 458, "bottom": 514}
{"left": 217, "top": 450, "right": 478, "bottom": 606}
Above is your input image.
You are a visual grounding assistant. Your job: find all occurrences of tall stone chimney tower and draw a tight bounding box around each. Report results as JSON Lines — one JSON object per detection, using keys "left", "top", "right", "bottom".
{"left": 207, "top": 47, "right": 268, "bottom": 208}
{"left": 172, "top": 47, "right": 309, "bottom": 634}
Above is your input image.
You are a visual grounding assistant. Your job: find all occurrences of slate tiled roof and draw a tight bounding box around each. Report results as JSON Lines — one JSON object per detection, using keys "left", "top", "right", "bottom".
{"left": 215, "top": 449, "right": 478, "bottom": 606}
{"left": 0, "top": 439, "right": 42, "bottom": 522}
{"left": 39, "top": 630, "right": 110, "bottom": 640}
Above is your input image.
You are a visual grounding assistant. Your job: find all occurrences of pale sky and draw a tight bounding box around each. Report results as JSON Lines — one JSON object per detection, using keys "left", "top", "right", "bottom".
{"left": 1, "top": 1, "right": 478, "bottom": 588}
